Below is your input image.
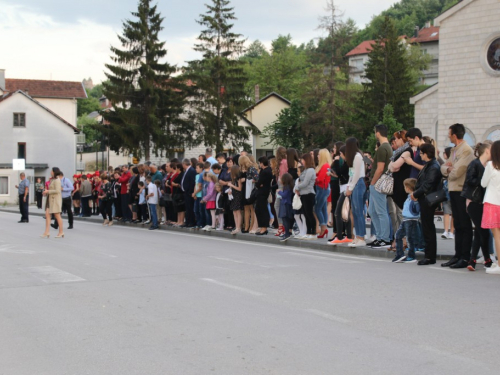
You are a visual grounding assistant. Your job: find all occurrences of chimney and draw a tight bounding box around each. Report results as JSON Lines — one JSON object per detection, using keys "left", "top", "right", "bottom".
{"left": 255, "top": 85, "right": 260, "bottom": 103}
{"left": 25, "top": 89, "right": 29, "bottom": 96}
{"left": 425, "top": 21, "right": 431, "bottom": 28}
{"left": 0, "top": 69, "right": 5, "bottom": 91}
{"left": 414, "top": 26, "right": 420, "bottom": 38}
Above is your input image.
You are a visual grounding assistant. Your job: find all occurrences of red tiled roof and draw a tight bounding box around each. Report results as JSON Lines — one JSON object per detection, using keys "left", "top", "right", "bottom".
{"left": 346, "top": 40, "right": 375, "bottom": 57}
{"left": 5, "top": 78, "right": 87, "bottom": 99}
{"left": 410, "top": 26, "right": 440, "bottom": 44}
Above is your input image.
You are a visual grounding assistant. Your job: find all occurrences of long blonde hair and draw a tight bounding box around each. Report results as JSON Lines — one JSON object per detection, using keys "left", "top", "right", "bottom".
{"left": 238, "top": 155, "right": 252, "bottom": 171}
{"left": 316, "top": 148, "right": 333, "bottom": 172}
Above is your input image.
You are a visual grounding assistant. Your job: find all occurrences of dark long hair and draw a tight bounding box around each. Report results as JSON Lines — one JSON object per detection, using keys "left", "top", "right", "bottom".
{"left": 281, "top": 173, "right": 294, "bottom": 190}
{"left": 345, "top": 138, "right": 361, "bottom": 168}
{"left": 491, "top": 140, "right": 500, "bottom": 170}
{"left": 334, "top": 142, "right": 344, "bottom": 158}
{"left": 286, "top": 148, "right": 299, "bottom": 169}
{"left": 301, "top": 153, "right": 315, "bottom": 169}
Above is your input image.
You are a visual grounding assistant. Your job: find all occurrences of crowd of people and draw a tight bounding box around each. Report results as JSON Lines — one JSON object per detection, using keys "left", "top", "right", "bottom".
{"left": 27, "top": 124, "right": 500, "bottom": 274}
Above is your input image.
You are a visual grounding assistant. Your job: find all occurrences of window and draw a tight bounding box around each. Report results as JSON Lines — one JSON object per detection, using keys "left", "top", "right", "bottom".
{"left": 487, "top": 38, "right": 500, "bottom": 71}
{"left": 0, "top": 176, "right": 8, "bottom": 195}
{"left": 13, "top": 113, "right": 26, "bottom": 127}
{"left": 18, "top": 143, "right": 26, "bottom": 160}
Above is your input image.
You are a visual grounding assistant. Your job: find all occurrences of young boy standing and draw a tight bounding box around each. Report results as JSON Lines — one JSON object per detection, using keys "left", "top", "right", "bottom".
{"left": 393, "top": 178, "right": 420, "bottom": 263}
{"left": 145, "top": 176, "right": 159, "bottom": 230}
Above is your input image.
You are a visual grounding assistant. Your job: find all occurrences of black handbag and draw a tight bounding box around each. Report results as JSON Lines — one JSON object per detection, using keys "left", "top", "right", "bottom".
{"left": 425, "top": 183, "right": 447, "bottom": 207}
{"left": 159, "top": 196, "right": 167, "bottom": 207}
{"left": 246, "top": 188, "right": 258, "bottom": 205}
{"left": 173, "top": 194, "right": 185, "bottom": 207}
{"left": 471, "top": 186, "right": 485, "bottom": 203}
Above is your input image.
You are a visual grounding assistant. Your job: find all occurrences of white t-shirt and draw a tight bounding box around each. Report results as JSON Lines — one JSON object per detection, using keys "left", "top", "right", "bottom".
{"left": 147, "top": 182, "right": 158, "bottom": 204}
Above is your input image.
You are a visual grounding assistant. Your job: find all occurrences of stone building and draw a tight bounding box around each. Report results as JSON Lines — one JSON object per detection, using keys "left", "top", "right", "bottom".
{"left": 411, "top": 0, "right": 500, "bottom": 148}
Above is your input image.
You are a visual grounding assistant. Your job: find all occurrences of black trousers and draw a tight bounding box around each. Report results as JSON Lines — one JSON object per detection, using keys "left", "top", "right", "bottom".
{"left": 100, "top": 200, "right": 113, "bottom": 221}
{"left": 419, "top": 198, "right": 437, "bottom": 261}
{"left": 449, "top": 192, "right": 473, "bottom": 261}
{"left": 114, "top": 194, "right": 122, "bottom": 218}
{"left": 81, "top": 196, "right": 91, "bottom": 217}
{"left": 330, "top": 180, "right": 340, "bottom": 233}
{"left": 19, "top": 194, "right": 29, "bottom": 222}
{"left": 53, "top": 197, "right": 73, "bottom": 228}
{"left": 255, "top": 195, "right": 270, "bottom": 228}
{"left": 121, "top": 193, "right": 131, "bottom": 220}
{"left": 36, "top": 191, "right": 43, "bottom": 209}
{"left": 300, "top": 193, "right": 316, "bottom": 235}
{"left": 184, "top": 193, "right": 195, "bottom": 226}
{"left": 467, "top": 202, "right": 491, "bottom": 261}
{"left": 334, "top": 193, "right": 351, "bottom": 238}
{"left": 224, "top": 198, "right": 235, "bottom": 228}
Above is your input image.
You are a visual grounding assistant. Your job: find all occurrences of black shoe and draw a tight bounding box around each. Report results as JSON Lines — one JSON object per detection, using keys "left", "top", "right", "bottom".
{"left": 392, "top": 255, "right": 407, "bottom": 263}
{"left": 441, "top": 257, "right": 459, "bottom": 267}
{"left": 366, "top": 240, "right": 377, "bottom": 247}
{"left": 241, "top": 230, "right": 249, "bottom": 234}
{"left": 418, "top": 258, "right": 436, "bottom": 265}
{"left": 256, "top": 230, "right": 268, "bottom": 236}
{"left": 371, "top": 240, "right": 391, "bottom": 249}
{"left": 450, "top": 259, "right": 468, "bottom": 269}
{"left": 149, "top": 226, "right": 159, "bottom": 230}
{"left": 18, "top": 220, "right": 26, "bottom": 223}
{"left": 180, "top": 224, "right": 187, "bottom": 228}
{"left": 67, "top": 225, "right": 73, "bottom": 229}
{"left": 280, "top": 236, "right": 290, "bottom": 242}
{"left": 484, "top": 259, "right": 493, "bottom": 268}
{"left": 51, "top": 223, "right": 58, "bottom": 230}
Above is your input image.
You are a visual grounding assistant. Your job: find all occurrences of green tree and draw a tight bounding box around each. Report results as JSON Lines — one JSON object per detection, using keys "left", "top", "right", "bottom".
{"left": 77, "top": 95, "right": 100, "bottom": 117}
{"left": 99, "top": 0, "right": 187, "bottom": 159}
{"left": 365, "top": 104, "right": 403, "bottom": 152}
{"left": 185, "top": 0, "right": 250, "bottom": 153}
{"left": 261, "top": 100, "right": 304, "bottom": 150}
{"left": 362, "top": 16, "right": 417, "bottom": 127}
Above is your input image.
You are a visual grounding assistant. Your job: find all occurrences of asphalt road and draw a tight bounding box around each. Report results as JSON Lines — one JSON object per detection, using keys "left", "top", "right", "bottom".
{"left": 0, "top": 211, "right": 498, "bottom": 375}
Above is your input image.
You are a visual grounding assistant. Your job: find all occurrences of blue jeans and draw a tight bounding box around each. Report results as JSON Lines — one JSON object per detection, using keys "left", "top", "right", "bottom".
{"left": 202, "top": 202, "right": 211, "bottom": 226}
{"left": 149, "top": 203, "right": 158, "bottom": 227}
{"left": 368, "top": 185, "right": 390, "bottom": 242}
{"left": 396, "top": 220, "right": 419, "bottom": 258}
{"left": 194, "top": 199, "right": 203, "bottom": 227}
{"left": 351, "top": 179, "right": 366, "bottom": 237}
{"left": 315, "top": 186, "right": 330, "bottom": 226}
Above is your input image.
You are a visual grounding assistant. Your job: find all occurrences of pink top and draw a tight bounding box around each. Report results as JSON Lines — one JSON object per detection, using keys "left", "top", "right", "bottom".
{"left": 203, "top": 181, "right": 216, "bottom": 202}
{"left": 279, "top": 159, "right": 288, "bottom": 179}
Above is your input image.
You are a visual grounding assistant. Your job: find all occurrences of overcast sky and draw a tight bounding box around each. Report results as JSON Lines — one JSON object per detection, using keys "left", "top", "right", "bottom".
{"left": 0, "top": 0, "right": 397, "bottom": 84}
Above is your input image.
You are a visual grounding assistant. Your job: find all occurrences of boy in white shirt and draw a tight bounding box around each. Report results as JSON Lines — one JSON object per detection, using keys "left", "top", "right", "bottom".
{"left": 145, "top": 176, "right": 159, "bottom": 230}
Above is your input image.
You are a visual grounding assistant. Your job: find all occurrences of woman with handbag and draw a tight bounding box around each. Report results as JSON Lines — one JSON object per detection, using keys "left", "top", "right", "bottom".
{"left": 40, "top": 167, "right": 64, "bottom": 239}
{"left": 411, "top": 143, "right": 443, "bottom": 265}
{"left": 462, "top": 142, "right": 493, "bottom": 270}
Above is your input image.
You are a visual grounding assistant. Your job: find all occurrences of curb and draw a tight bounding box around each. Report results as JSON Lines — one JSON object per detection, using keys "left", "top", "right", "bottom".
{"left": 0, "top": 208, "right": 453, "bottom": 261}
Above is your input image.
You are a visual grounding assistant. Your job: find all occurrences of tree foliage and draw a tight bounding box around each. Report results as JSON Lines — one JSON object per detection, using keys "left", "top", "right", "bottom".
{"left": 98, "top": 0, "right": 189, "bottom": 160}
{"left": 261, "top": 100, "right": 305, "bottom": 150}
{"left": 365, "top": 104, "right": 403, "bottom": 153}
{"left": 185, "top": 0, "right": 250, "bottom": 153}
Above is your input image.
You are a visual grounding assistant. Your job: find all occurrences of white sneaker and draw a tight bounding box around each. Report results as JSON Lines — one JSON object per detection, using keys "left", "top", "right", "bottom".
{"left": 348, "top": 238, "right": 358, "bottom": 247}
{"left": 365, "top": 235, "right": 376, "bottom": 243}
{"left": 205, "top": 226, "right": 213, "bottom": 232}
{"left": 447, "top": 232, "right": 455, "bottom": 239}
{"left": 441, "top": 231, "right": 448, "bottom": 239}
{"left": 350, "top": 239, "right": 366, "bottom": 247}
{"left": 486, "top": 266, "right": 500, "bottom": 274}
{"left": 476, "top": 256, "right": 485, "bottom": 264}
{"left": 202, "top": 225, "right": 210, "bottom": 231}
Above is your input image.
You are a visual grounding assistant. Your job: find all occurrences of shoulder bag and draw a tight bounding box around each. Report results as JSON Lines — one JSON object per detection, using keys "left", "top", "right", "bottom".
{"left": 341, "top": 195, "right": 351, "bottom": 222}
{"left": 424, "top": 182, "right": 447, "bottom": 207}
{"left": 374, "top": 170, "right": 394, "bottom": 195}
{"left": 292, "top": 193, "right": 302, "bottom": 210}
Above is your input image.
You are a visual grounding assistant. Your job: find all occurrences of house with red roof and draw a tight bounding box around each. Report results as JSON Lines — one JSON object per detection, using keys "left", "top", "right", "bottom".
{"left": 346, "top": 24, "right": 440, "bottom": 85}
{"left": 0, "top": 69, "right": 85, "bottom": 203}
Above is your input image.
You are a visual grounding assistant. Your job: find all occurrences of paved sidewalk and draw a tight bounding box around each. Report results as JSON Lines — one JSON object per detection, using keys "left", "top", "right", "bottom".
{"left": 0, "top": 205, "right": 455, "bottom": 260}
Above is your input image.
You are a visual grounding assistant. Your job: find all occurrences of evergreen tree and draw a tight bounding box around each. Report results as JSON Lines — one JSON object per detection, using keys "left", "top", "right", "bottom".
{"left": 362, "top": 16, "right": 417, "bottom": 127}
{"left": 186, "top": 0, "right": 250, "bottom": 153}
{"left": 99, "top": 0, "right": 188, "bottom": 160}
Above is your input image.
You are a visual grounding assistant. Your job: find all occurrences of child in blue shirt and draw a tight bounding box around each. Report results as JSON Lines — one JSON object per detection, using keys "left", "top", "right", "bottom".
{"left": 393, "top": 178, "right": 420, "bottom": 263}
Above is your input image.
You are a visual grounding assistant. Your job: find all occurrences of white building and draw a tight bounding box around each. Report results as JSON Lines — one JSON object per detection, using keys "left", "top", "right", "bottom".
{"left": 0, "top": 70, "right": 86, "bottom": 204}
{"left": 346, "top": 25, "right": 440, "bottom": 85}
{"left": 410, "top": 0, "right": 500, "bottom": 148}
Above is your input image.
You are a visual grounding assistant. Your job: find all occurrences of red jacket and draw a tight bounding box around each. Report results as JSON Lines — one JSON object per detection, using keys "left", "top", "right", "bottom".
{"left": 315, "top": 163, "right": 331, "bottom": 189}
{"left": 118, "top": 171, "right": 131, "bottom": 194}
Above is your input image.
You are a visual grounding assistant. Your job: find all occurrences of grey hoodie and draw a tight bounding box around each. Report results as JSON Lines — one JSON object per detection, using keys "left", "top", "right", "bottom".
{"left": 296, "top": 168, "right": 316, "bottom": 195}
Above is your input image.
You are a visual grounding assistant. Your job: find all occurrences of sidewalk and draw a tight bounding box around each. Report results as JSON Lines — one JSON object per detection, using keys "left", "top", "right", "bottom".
{"left": 0, "top": 205, "right": 455, "bottom": 260}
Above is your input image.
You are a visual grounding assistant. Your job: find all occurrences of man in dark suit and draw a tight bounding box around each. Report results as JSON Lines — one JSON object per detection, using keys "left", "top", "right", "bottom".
{"left": 255, "top": 156, "right": 273, "bottom": 235}
{"left": 181, "top": 158, "right": 197, "bottom": 228}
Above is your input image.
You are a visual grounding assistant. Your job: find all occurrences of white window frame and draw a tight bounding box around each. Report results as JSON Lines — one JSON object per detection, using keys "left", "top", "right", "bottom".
{"left": 0, "top": 176, "right": 10, "bottom": 196}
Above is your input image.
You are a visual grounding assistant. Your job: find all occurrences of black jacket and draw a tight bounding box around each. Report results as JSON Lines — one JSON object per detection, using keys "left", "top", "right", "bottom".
{"left": 461, "top": 158, "right": 485, "bottom": 203}
{"left": 256, "top": 167, "right": 273, "bottom": 197}
{"left": 332, "top": 158, "right": 349, "bottom": 185}
{"left": 181, "top": 166, "right": 197, "bottom": 195}
{"left": 413, "top": 159, "right": 442, "bottom": 200}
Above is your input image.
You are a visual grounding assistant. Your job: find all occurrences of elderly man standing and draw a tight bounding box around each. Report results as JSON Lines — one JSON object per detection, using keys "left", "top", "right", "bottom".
{"left": 441, "top": 123, "right": 475, "bottom": 269}
{"left": 205, "top": 148, "right": 217, "bottom": 165}
{"left": 15, "top": 173, "right": 30, "bottom": 223}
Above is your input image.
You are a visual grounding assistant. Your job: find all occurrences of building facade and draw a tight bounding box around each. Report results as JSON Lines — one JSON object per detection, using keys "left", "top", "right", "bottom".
{"left": 411, "top": 0, "right": 500, "bottom": 148}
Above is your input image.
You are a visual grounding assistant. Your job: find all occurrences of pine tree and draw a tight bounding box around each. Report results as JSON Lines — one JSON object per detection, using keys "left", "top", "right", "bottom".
{"left": 100, "top": 0, "right": 189, "bottom": 160}
{"left": 185, "top": 0, "right": 250, "bottom": 153}
{"left": 363, "top": 16, "right": 417, "bottom": 127}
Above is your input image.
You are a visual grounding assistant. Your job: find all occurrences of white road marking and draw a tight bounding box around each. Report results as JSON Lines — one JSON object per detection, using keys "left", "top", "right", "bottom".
{"left": 71, "top": 219, "right": 386, "bottom": 262}
{"left": 282, "top": 252, "right": 363, "bottom": 264}
{"left": 307, "top": 309, "right": 350, "bottom": 324}
{"left": 201, "top": 278, "right": 264, "bottom": 296}
{"left": 21, "top": 266, "right": 86, "bottom": 283}
{"left": 0, "top": 244, "right": 36, "bottom": 254}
